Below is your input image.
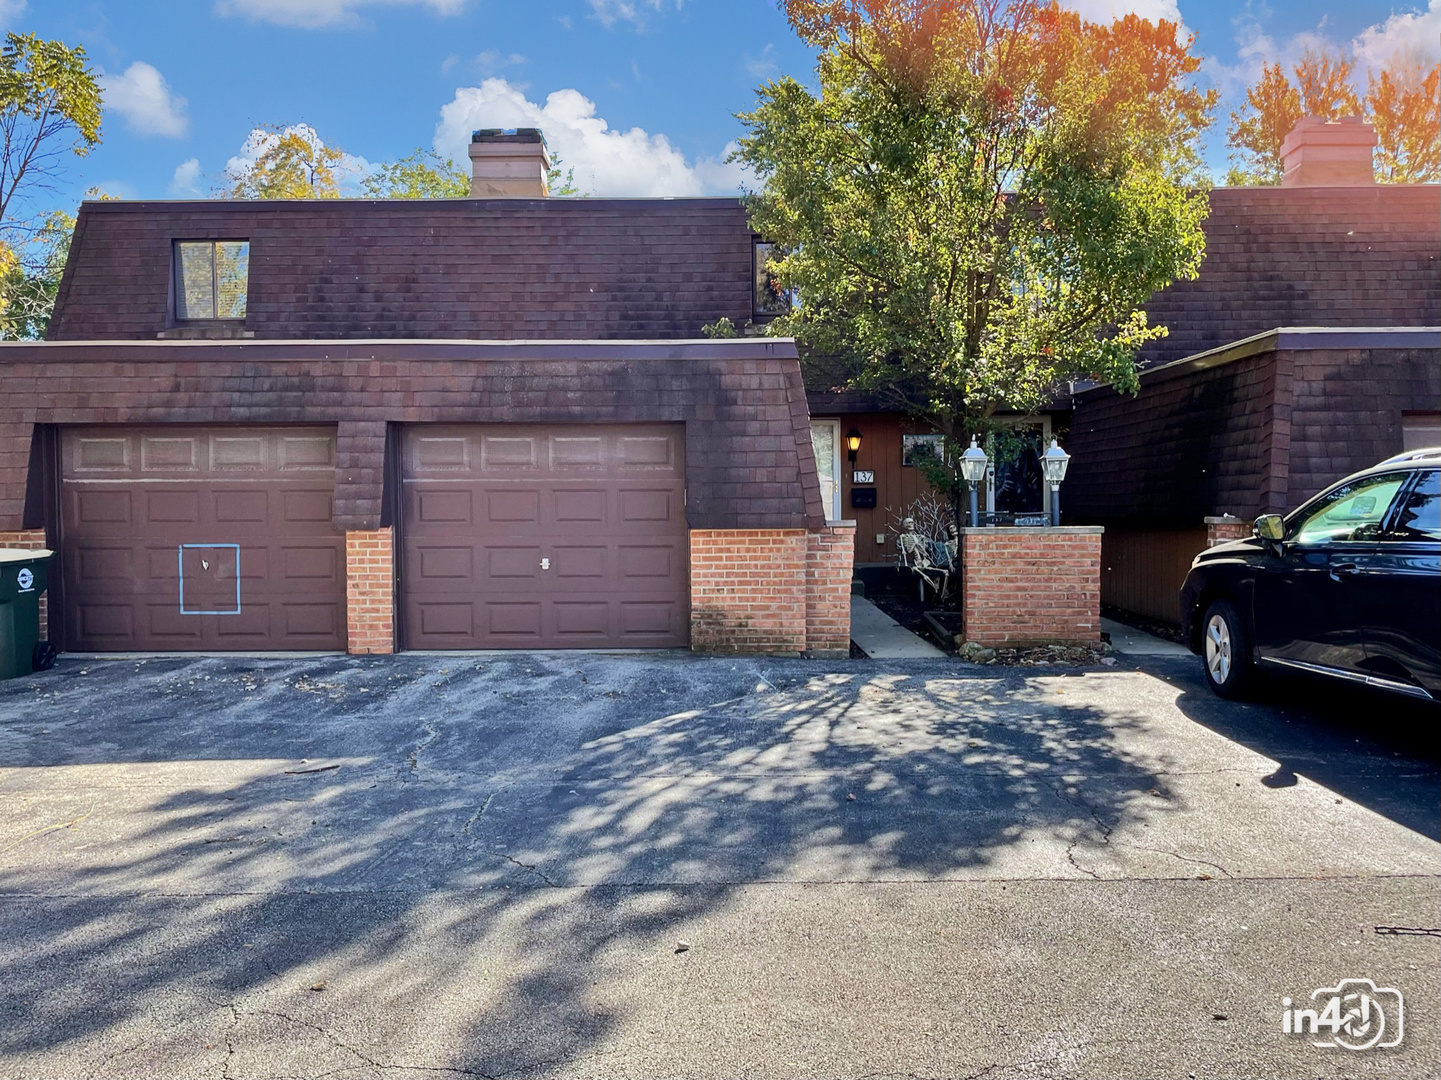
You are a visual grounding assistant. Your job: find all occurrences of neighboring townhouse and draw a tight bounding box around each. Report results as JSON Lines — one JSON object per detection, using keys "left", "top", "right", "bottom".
{"left": 1, "top": 129, "right": 854, "bottom": 658}
{"left": 810, "top": 117, "right": 1440, "bottom": 623}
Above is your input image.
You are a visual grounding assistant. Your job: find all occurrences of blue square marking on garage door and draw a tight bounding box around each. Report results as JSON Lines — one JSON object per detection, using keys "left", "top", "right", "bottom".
{"left": 178, "top": 543, "right": 242, "bottom": 615}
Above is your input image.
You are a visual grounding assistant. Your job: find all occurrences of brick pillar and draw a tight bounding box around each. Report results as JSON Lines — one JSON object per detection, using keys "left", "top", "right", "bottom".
{"left": 1205, "top": 515, "right": 1251, "bottom": 547}
{"left": 689, "top": 529, "right": 808, "bottom": 654}
{"left": 345, "top": 527, "right": 395, "bottom": 655}
{"left": 805, "top": 522, "right": 855, "bottom": 658}
{"left": 959, "top": 527, "right": 1103, "bottom": 647}
{"left": 0, "top": 530, "right": 50, "bottom": 641}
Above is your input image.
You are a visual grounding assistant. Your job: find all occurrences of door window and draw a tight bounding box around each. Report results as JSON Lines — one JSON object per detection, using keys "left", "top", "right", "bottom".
{"left": 1385, "top": 471, "right": 1441, "bottom": 541}
{"left": 809, "top": 420, "right": 841, "bottom": 522}
{"left": 1288, "top": 473, "right": 1408, "bottom": 545}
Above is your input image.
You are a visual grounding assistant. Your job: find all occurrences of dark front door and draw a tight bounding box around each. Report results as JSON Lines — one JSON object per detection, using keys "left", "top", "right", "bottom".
{"left": 1254, "top": 471, "right": 1411, "bottom": 677}
{"left": 60, "top": 426, "right": 346, "bottom": 651}
{"left": 1362, "top": 469, "right": 1441, "bottom": 695}
{"left": 401, "top": 424, "right": 688, "bottom": 649}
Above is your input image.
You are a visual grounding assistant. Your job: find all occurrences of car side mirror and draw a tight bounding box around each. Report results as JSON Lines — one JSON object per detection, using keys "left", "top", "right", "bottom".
{"left": 1254, "top": 514, "right": 1285, "bottom": 542}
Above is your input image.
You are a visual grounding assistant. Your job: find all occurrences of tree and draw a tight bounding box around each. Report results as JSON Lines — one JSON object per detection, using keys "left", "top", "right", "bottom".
{"left": 0, "top": 34, "right": 101, "bottom": 338}
{"left": 0, "top": 33, "right": 101, "bottom": 227}
{"left": 1224, "top": 61, "right": 1299, "bottom": 185}
{"left": 547, "top": 155, "right": 580, "bottom": 197}
{"left": 1226, "top": 47, "right": 1361, "bottom": 185}
{"left": 0, "top": 207, "right": 73, "bottom": 339}
{"left": 228, "top": 124, "right": 346, "bottom": 199}
{"left": 735, "top": 0, "right": 1214, "bottom": 454}
{"left": 362, "top": 148, "right": 468, "bottom": 198}
{"left": 1367, "top": 56, "right": 1440, "bottom": 184}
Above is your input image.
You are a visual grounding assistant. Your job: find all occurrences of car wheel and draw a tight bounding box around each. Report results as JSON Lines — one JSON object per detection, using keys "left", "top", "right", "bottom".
{"left": 1200, "top": 599, "right": 1255, "bottom": 699}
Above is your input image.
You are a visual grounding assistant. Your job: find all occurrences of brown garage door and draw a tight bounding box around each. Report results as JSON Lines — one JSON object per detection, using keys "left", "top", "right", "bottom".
{"left": 60, "top": 426, "right": 346, "bottom": 651}
{"left": 402, "top": 424, "right": 688, "bottom": 649}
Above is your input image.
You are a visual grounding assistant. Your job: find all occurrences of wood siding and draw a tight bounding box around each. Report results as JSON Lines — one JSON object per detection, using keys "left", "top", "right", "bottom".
{"left": 1100, "top": 524, "right": 1209, "bottom": 626}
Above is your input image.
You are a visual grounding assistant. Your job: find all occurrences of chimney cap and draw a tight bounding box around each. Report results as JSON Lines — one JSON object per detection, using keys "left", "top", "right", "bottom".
{"left": 472, "top": 127, "right": 547, "bottom": 145}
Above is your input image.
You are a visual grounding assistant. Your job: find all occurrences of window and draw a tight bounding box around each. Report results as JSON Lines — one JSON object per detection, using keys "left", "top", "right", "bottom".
{"left": 174, "top": 240, "right": 249, "bottom": 321}
{"left": 1288, "top": 473, "right": 1408, "bottom": 546}
{"left": 1387, "top": 471, "right": 1441, "bottom": 541}
{"left": 753, "top": 240, "right": 792, "bottom": 316}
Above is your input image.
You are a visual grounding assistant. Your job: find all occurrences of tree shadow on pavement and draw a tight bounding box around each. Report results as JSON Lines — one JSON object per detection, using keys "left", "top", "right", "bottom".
{"left": 0, "top": 653, "right": 1176, "bottom": 1076}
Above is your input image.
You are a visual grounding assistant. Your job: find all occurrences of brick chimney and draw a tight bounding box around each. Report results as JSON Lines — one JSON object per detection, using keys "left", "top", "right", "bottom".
{"left": 1279, "top": 115, "right": 1377, "bottom": 187}
{"left": 468, "top": 128, "right": 550, "bottom": 197}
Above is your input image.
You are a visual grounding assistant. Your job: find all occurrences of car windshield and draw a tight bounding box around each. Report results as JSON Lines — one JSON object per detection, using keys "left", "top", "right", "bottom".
{"left": 1287, "top": 472, "right": 1408, "bottom": 545}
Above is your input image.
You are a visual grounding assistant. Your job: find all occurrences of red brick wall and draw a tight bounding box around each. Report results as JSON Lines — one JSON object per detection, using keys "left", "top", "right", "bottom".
{"left": 690, "top": 529, "right": 809, "bottom": 654}
{"left": 805, "top": 524, "right": 855, "bottom": 657}
{"left": 1205, "top": 516, "right": 1251, "bottom": 546}
{"left": 0, "top": 529, "right": 49, "bottom": 641}
{"left": 345, "top": 528, "right": 394, "bottom": 655}
{"left": 960, "top": 528, "right": 1103, "bottom": 647}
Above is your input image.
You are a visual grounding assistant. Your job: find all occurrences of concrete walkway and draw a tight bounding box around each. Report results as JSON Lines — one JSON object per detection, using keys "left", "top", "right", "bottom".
{"left": 849, "top": 595, "right": 945, "bottom": 658}
{"left": 1101, "top": 616, "right": 1193, "bottom": 657}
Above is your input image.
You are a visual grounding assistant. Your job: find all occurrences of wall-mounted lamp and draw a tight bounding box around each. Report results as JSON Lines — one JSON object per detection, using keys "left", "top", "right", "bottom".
{"left": 1043, "top": 438, "right": 1071, "bottom": 527}
{"left": 960, "top": 436, "right": 989, "bottom": 529}
{"left": 846, "top": 429, "right": 862, "bottom": 463}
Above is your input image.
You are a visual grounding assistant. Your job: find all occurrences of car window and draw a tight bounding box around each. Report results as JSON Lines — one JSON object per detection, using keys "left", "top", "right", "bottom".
{"left": 1386, "top": 470, "right": 1441, "bottom": 541}
{"left": 1288, "top": 473, "right": 1408, "bottom": 545}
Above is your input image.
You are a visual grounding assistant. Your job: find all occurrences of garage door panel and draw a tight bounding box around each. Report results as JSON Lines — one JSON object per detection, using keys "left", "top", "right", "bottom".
{"left": 145, "top": 490, "right": 201, "bottom": 524}
{"left": 141, "top": 436, "right": 201, "bottom": 472}
{"left": 402, "top": 423, "right": 687, "bottom": 650}
{"left": 74, "top": 489, "right": 133, "bottom": 525}
{"left": 414, "top": 489, "right": 472, "bottom": 524}
{"left": 215, "top": 490, "right": 269, "bottom": 523}
{"left": 485, "top": 490, "right": 540, "bottom": 523}
{"left": 416, "top": 546, "right": 472, "bottom": 580}
{"left": 61, "top": 426, "right": 344, "bottom": 652}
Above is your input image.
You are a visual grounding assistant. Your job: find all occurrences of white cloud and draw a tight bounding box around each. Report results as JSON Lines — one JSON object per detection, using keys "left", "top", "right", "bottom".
{"left": 99, "top": 62, "right": 189, "bottom": 138}
{"left": 215, "top": 0, "right": 466, "bottom": 30}
{"left": 587, "top": 0, "right": 684, "bottom": 30}
{"left": 226, "top": 124, "right": 373, "bottom": 193}
{"left": 169, "top": 158, "right": 203, "bottom": 196}
{"left": 434, "top": 78, "right": 751, "bottom": 197}
{"left": 0, "top": 0, "right": 27, "bottom": 32}
{"left": 1352, "top": 0, "right": 1441, "bottom": 73}
{"left": 1060, "top": 0, "right": 1183, "bottom": 25}
{"left": 475, "top": 50, "right": 527, "bottom": 74}
{"left": 744, "top": 43, "right": 779, "bottom": 80}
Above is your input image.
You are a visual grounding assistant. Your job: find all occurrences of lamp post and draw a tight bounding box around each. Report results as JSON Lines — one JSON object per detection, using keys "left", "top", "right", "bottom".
{"left": 1043, "top": 438, "right": 1071, "bottom": 527}
{"left": 846, "top": 429, "right": 862, "bottom": 464}
{"left": 960, "top": 436, "right": 988, "bottom": 528}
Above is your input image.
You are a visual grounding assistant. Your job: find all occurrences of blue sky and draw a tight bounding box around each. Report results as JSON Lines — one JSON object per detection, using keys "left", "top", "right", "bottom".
{"left": 9, "top": 0, "right": 1439, "bottom": 212}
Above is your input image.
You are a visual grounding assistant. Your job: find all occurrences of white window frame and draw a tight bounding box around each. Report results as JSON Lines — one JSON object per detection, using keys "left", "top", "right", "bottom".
{"left": 810, "top": 418, "right": 843, "bottom": 523}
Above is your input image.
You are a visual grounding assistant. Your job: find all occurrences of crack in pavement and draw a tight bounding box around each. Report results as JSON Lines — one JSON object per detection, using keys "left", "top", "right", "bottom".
{"left": 1118, "top": 842, "right": 1234, "bottom": 879}
{"left": 405, "top": 724, "right": 440, "bottom": 778}
{"left": 462, "top": 792, "right": 498, "bottom": 838}
{"left": 1047, "top": 780, "right": 1116, "bottom": 880}
{"left": 494, "top": 850, "right": 561, "bottom": 888}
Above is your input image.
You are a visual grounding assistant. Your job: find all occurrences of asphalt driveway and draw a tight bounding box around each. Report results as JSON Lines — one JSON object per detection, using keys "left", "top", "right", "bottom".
{"left": 0, "top": 650, "right": 1437, "bottom": 1079}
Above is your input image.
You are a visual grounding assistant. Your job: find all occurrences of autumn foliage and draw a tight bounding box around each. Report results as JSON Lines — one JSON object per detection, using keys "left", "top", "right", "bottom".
{"left": 739, "top": 0, "right": 1215, "bottom": 440}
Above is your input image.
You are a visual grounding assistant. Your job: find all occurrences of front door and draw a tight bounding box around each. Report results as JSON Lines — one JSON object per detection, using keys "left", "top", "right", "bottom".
{"left": 1255, "top": 471, "right": 1410, "bottom": 677}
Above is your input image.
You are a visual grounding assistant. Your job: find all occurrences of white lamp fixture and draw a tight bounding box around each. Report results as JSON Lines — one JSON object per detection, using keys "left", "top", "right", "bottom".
{"left": 1043, "top": 438, "right": 1070, "bottom": 526}
{"left": 960, "top": 436, "right": 989, "bottom": 527}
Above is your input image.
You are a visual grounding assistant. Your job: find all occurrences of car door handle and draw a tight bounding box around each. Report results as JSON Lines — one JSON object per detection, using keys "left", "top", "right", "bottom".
{"left": 1329, "top": 562, "right": 1360, "bottom": 581}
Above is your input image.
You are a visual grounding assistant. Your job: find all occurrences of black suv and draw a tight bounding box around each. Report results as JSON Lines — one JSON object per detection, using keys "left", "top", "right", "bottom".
{"left": 1180, "top": 449, "right": 1441, "bottom": 701}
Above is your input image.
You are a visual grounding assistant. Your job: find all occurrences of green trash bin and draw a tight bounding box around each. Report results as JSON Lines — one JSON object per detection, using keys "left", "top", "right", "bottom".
{"left": 0, "top": 548, "right": 54, "bottom": 679}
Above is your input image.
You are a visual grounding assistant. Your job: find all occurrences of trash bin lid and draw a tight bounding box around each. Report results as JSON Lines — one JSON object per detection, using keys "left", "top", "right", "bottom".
{"left": 0, "top": 548, "right": 52, "bottom": 563}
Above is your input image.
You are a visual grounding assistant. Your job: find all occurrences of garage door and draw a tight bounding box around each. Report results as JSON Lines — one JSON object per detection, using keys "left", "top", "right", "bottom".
{"left": 60, "top": 426, "right": 346, "bottom": 651}
{"left": 402, "top": 424, "right": 688, "bottom": 649}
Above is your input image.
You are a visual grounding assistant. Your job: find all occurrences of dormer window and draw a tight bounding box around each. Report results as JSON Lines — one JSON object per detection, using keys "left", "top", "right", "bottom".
{"left": 753, "top": 240, "right": 792, "bottom": 317}
{"left": 174, "top": 240, "right": 249, "bottom": 321}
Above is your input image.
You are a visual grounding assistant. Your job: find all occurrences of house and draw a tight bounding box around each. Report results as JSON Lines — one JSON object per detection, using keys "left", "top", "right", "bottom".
{"left": 808, "top": 117, "right": 1440, "bottom": 624}
{"left": 0, "top": 129, "right": 855, "bottom": 658}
